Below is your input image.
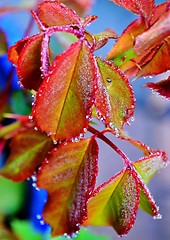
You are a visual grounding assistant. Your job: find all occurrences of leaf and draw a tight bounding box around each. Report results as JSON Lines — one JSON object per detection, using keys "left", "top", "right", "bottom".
{"left": 8, "top": 34, "right": 44, "bottom": 91}
{"left": 36, "top": 138, "right": 98, "bottom": 237}
{"left": 0, "top": 128, "right": 53, "bottom": 181}
{"left": 85, "top": 29, "right": 118, "bottom": 52}
{"left": 94, "top": 58, "right": 135, "bottom": 132}
{"left": 59, "top": 0, "right": 95, "bottom": 15}
{"left": 0, "top": 29, "right": 8, "bottom": 55}
{"left": 110, "top": 0, "right": 154, "bottom": 21}
{"left": 145, "top": 76, "right": 170, "bottom": 99}
{"left": 134, "top": 10, "right": 170, "bottom": 55}
{"left": 136, "top": 39, "right": 170, "bottom": 78}
{"left": 107, "top": 17, "right": 147, "bottom": 61}
{"left": 37, "top": 1, "right": 81, "bottom": 28}
{"left": 134, "top": 150, "right": 169, "bottom": 217}
{"left": 33, "top": 40, "right": 95, "bottom": 141}
{"left": 0, "top": 178, "right": 24, "bottom": 215}
{"left": 11, "top": 220, "right": 42, "bottom": 240}
{"left": 84, "top": 169, "right": 140, "bottom": 236}
{"left": 134, "top": 150, "right": 168, "bottom": 185}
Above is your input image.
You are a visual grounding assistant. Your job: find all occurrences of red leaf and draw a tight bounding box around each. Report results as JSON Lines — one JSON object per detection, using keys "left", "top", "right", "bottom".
{"left": 37, "top": 138, "right": 98, "bottom": 237}
{"left": 33, "top": 40, "right": 96, "bottom": 141}
{"left": 136, "top": 38, "right": 170, "bottom": 78}
{"left": 0, "top": 128, "right": 53, "bottom": 182}
{"left": 37, "top": 1, "right": 81, "bottom": 28}
{"left": 8, "top": 34, "right": 44, "bottom": 91}
{"left": 134, "top": 10, "right": 170, "bottom": 55}
{"left": 59, "top": 0, "right": 95, "bottom": 15}
{"left": 94, "top": 58, "right": 135, "bottom": 132}
{"left": 86, "top": 29, "right": 118, "bottom": 52}
{"left": 110, "top": 0, "right": 154, "bottom": 21}
{"left": 146, "top": 76, "right": 170, "bottom": 99}
{"left": 84, "top": 169, "right": 140, "bottom": 236}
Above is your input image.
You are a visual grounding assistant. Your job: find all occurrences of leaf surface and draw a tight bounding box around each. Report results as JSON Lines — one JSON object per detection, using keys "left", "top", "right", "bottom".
{"left": 0, "top": 128, "right": 53, "bottom": 181}
{"left": 110, "top": 0, "right": 154, "bottom": 21}
{"left": 37, "top": 1, "right": 81, "bottom": 28}
{"left": 145, "top": 76, "right": 170, "bottom": 99}
{"left": 84, "top": 169, "right": 140, "bottom": 236}
{"left": 134, "top": 150, "right": 169, "bottom": 217}
{"left": 33, "top": 40, "right": 95, "bottom": 141}
{"left": 134, "top": 10, "right": 170, "bottom": 55}
{"left": 107, "top": 17, "right": 146, "bottom": 61}
{"left": 37, "top": 138, "right": 98, "bottom": 237}
{"left": 94, "top": 58, "right": 135, "bottom": 131}
{"left": 8, "top": 34, "right": 44, "bottom": 91}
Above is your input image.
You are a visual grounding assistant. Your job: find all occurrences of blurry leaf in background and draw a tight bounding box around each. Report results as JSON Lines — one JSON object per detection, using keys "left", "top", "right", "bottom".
{"left": 0, "top": 29, "right": 8, "bottom": 55}
{"left": 11, "top": 90, "right": 31, "bottom": 115}
{"left": 52, "top": 228, "right": 110, "bottom": 240}
{"left": 11, "top": 220, "right": 42, "bottom": 240}
{"left": 0, "top": 177, "right": 24, "bottom": 215}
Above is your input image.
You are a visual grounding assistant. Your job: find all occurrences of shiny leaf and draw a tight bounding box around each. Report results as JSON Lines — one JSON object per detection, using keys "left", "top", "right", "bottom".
{"left": 94, "top": 58, "right": 135, "bottom": 132}
{"left": 84, "top": 169, "right": 140, "bottom": 236}
{"left": 37, "top": 1, "right": 81, "bottom": 28}
{"left": 0, "top": 128, "right": 53, "bottom": 181}
{"left": 8, "top": 34, "right": 44, "bottom": 91}
{"left": 145, "top": 76, "right": 170, "bottom": 99}
{"left": 59, "top": 0, "right": 94, "bottom": 15}
{"left": 33, "top": 40, "right": 95, "bottom": 141}
{"left": 37, "top": 138, "right": 98, "bottom": 237}
{"left": 110, "top": 0, "right": 154, "bottom": 21}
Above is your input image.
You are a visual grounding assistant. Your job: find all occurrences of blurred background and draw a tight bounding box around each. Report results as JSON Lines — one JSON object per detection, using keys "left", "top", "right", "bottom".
{"left": 0, "top": 0, "right": 170, "bottom": 239}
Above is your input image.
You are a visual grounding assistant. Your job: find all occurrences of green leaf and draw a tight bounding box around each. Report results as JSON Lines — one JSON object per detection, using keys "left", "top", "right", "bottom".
{"left": 0, "top": 128, "right": 53, "bottom": 181}
{"left": 0, "top": 29, "right": 8, "bottom": 55}
{"left": 0, "top": 177, "right": 24, "bottom": 215}
{"left": 37, "top": 138, "right": 98, "bottom": 237}
{"left": 11, "top": 220, "right": 42, "bottom": 240}
{"left": 94, "top": 58, "right": 135, "bottom": 132}
{"left": 11, "top": 90, "right": 31, "bottom": 115}
{"left": 84, "top": 169, "right": 140, "bottom": 236}
{"left": 33, "top": 40, "right": 96, "bottom": 141}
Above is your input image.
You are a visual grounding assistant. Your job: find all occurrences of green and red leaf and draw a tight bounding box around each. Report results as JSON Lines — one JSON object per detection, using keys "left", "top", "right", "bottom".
{"left": 107, "top": 17, "right": 146, "bottom": 61}
{"left": 94, "top": 58, "right": 135, "bottom": 132}
{"left": 37, "top": 138, "right": 98, "bottom": 237}
{"left": 84, "top": 169, "right": 140, "bottom": 236}
{"left": 145, "top": 76, "right": 170, "bottom": 99}
{"left": 37, "top": 1, "right": 81, "bottom": 28}
{"left": 0, "top": 128, "right": 53, "bottom": 182}
{"left": 33, "top": 40, "right": 96, "bottom": 141}
{"left": 8, "top": 34, "right": 44, "bottom": 91}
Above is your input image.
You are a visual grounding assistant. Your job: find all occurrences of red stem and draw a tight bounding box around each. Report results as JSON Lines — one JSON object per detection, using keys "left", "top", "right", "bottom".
{"left": 88, "top": 125, "right": 131, "bottom": 167}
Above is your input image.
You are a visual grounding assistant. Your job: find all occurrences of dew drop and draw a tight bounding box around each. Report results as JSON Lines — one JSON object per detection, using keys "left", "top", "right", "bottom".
{"left": 83, "top": 128, "right": 87, "bottom": 133}
{"left": 40, "top": 220, "right": 45, "bottom": 225}
{"left": 36, "top": 214, "right": 42, "bottom": 220}
{"left": 130, "top": 116, "right": 135, "bottom": 122}
{"left": 53, "top": 140, "right": 57, "bottom": 145}
{"left": 28, "top": 115, "right": 33, "bottom": 120}
{"left": 109, "top": 122, "right": 115, "bottom": 130}
{"left": 34, "top": 127, "right": 38, "bottom": 131}
{"left": 106, "top": 78, "right": 112, "bottom": 83}
{"left": 153, "top": 213, "right": 162, "bottom": 220}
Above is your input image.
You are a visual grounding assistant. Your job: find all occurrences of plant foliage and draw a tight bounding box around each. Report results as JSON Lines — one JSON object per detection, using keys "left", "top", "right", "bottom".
{"left": 0, "top": 0, "right": 170, "bottom": 238}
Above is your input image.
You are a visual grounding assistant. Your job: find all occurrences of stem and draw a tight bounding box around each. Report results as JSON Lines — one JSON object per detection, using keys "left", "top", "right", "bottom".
{"left": 0, "top": 121, "right": 21, "bottom": 138}
{"left": 88, "top": 125, "right": 131, "bottom": 167}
